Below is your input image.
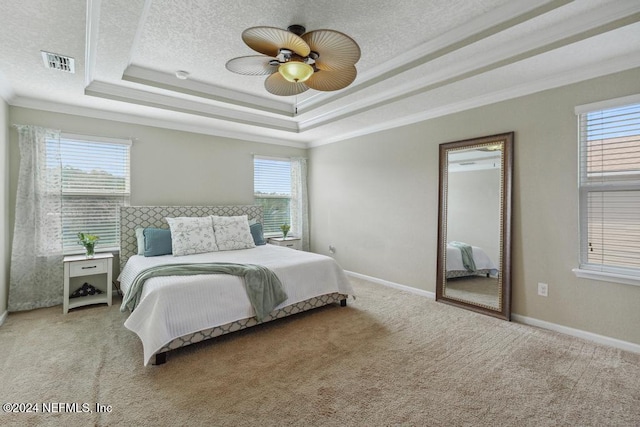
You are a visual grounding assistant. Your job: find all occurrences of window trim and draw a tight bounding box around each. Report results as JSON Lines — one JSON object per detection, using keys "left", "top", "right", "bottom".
{"left": 253, "top": 155, "right": 293, "bottom": 238}
{"left": 574, "top": 94, "right": 640, "bottom": 286}
{"left": 572, "top": 268, "right": 640, "bottom": 287}
{"left": 574, "top": 94, "right": 640, "bottom": 116}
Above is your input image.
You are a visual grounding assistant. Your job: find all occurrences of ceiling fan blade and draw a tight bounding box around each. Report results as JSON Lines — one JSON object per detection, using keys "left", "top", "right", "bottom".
{"left": 304, "top": 66, "right": 357, "bottom": 92}
{"left": 242, "top": 27, "right": 310, "bottom": 58}
{"left": 225, "top": 56, "right": 278, "bottom": 76}
{"left": 302, "top": 29, "right": 361, "bottom": 71}
{"left": 264, "top": 73, "right": 309, "bottom": 96}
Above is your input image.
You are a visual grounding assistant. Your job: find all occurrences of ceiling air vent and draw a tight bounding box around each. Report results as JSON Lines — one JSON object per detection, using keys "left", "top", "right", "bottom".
{"left": 41, "top": 51, "right": 75, "bottom": 73}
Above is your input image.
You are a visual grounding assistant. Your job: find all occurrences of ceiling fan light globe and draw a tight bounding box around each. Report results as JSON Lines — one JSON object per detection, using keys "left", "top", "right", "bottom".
{"left": 279, "top": 61, "right": 314, "bottom": 83}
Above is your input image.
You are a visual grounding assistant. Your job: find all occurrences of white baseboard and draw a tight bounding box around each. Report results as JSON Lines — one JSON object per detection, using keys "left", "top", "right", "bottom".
{"left": 345, "top": 270, "right": 640, "bottom": 354}
{"left": 345, "top": 270, "right": 435, "bottom": 299}
{"left": 511, "top": 314, "right": 640, "bottom": 354}
{"left": 0, "top": 310, "right": 7, "bottom": 327}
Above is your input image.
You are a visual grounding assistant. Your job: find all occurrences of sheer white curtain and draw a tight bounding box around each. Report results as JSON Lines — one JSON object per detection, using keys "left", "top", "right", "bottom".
{"left": 291, "top": 157, "right": 309, "bottom": 251}
{"left": 9, "top": 125, "right": 64, "bottom": 311}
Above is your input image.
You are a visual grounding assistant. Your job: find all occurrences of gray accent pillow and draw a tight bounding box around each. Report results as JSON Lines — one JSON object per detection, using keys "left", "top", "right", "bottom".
{"left": 250, "top": 223, "right": 266, "bottom": 246}
{"left": 143, "top": 228, "right": 173, "bottom": 257}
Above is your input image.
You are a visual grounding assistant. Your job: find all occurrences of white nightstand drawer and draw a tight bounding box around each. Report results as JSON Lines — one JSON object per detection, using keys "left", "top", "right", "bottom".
{"left": 69, "top": 259, "right": 108, "bottom": 277}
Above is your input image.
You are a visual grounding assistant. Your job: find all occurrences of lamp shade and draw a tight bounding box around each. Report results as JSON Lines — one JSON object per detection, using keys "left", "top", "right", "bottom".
{"left": 278, "top": 61, "right": 314, "bottom": 83}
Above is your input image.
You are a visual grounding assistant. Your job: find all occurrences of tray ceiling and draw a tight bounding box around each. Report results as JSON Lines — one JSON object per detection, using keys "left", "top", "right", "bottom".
{"left": 1, "top": 0, "right": 639, "bottom": 147}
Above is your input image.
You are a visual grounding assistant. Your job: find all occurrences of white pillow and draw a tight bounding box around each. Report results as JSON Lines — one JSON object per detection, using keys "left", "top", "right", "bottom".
{"left": 135, "top": 227, "right": 145, "bottom": 255}
{"left": 211, "top": 215, "right": 256, "bottom": 251}
{"left": 166, "top": 216, "right": 218, "bottom": 256}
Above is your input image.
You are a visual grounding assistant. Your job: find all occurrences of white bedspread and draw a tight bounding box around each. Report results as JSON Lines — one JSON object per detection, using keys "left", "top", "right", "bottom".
{"left": 446, "top": 244, "right": 498, "bottom": 273}
{"left": 119, "top": 245, "right": 354, "bottom": 365}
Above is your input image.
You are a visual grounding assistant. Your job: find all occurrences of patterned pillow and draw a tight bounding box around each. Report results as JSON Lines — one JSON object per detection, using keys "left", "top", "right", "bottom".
{"left": 211, "top": 215, "right": 256, "bottom": 251}
{"left": 166, "top": 216, "right": 218, "bottom": 256}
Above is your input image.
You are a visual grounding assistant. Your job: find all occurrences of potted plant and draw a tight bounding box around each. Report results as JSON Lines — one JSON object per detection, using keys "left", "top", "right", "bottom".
{"left": 280, "top": 224, "right": 291, "bottom": 239}
{"left": 77, "top": 232, "right": 99, "bottom": 258}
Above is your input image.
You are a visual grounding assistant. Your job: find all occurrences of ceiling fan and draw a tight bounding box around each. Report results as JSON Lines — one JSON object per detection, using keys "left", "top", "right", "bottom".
{"left": 225, "top": 25, "right": 360, "bottom": 96}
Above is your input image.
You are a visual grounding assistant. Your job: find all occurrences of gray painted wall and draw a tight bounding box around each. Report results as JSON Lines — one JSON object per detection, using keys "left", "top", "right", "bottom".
{"left": 309, "top": 68, "right": 640, "bottom": 345}
{"left": 448, "top": 168, "right": 501, "bottom": 264}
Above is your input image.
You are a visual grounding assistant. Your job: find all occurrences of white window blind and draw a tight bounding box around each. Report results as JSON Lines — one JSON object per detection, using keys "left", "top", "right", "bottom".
{"left": 254, "top": 156, "right": 291, "bottom": 235}
{"left": 49, "top": 135, "right": 131, "bottom": 253}
{"left": 578, "top": 101, "right": 640, "bottom": 276}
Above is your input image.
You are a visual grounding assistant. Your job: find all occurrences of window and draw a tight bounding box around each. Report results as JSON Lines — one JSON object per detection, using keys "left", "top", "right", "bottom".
{"left": 577, "top": 97, "right": 640, "bottom": 282}
{"left": 48, "top": 134, "right": 131, "bottom": 253}
{"left": 253, "top": 157, "right": 291, "bottom": 235}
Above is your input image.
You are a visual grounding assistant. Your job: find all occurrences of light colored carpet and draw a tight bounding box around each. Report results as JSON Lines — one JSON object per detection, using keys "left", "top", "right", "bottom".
{"left": 1, "top": 277, "right": 639, "bottom": 426}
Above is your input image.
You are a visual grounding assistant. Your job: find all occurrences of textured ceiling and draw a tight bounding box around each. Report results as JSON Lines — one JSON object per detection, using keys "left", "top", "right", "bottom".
{"left": 1, "top": 0, "right": 639, "bottom": 148}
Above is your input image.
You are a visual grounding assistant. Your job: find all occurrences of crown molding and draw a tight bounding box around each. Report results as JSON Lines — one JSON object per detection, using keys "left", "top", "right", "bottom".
{"left": 77, "top": 0, "right": 639, "bottom": 145}
{"left": 122, "top": 65, "right": 294, "bottom": 116}
{"left": 296, "top": 0, "right": 573, "bottom": 114}
{"left": 9, "top": 53, "right": 638, "bottom": 151}
{"left": 110, "top": 0, "right": 574, "bottom": 127}
{"left": 300, "top": 1, "right": 640, "bottom": 133}
{"left": 85, "top": 80, "right": 299, "bottom": 132}
{"left": 7, "top": 0, "right": 640, "bottom": 151}
{"left": 85, "top": 0, "right": 101, "bottom": 87}
{"left": 8, "top": 96, "right": 307, "bottom": 148}
{"left": 308, "top": 55, "right": 640, "bottom": 148}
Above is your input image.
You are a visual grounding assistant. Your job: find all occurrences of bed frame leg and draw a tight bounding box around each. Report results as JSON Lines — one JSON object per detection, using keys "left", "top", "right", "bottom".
{"left": 340, "top": 299, "right": 347, "bottom": 307}
{"left": 153, "top": 352, "right": 167, "bottom": 365}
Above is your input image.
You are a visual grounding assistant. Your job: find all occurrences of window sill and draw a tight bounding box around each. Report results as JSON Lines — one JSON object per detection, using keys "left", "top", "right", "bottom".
{"left": 572, "top": 268, "right": 640, "bottom": 287}
{"left": 64, "top": 247, "right": 119, "bottom": 256}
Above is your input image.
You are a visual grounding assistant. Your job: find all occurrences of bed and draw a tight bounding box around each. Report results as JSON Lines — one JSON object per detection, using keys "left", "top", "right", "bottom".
{"left": 446, "top": 242, "right": 498, "bottom": 279}
{"left": 119, "top": 205, "right": 354, "bottom": 366}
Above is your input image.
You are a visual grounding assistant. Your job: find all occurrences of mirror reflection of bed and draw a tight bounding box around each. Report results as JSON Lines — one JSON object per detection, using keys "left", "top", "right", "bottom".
{"left": 444, "top": 146, "right": 502, "bottom": 310}
{"left": 445, "top": 242, "right": 500, "bottom": 309}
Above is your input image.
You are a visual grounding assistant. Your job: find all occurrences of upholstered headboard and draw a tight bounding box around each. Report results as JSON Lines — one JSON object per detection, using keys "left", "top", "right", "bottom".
{"left": 119, "top": 205, "right": 263, "bottom": 271}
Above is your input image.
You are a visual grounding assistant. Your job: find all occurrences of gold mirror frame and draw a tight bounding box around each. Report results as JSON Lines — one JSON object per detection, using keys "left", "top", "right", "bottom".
{"left": 436, "top": 132, "right": 513, "bottom": 320}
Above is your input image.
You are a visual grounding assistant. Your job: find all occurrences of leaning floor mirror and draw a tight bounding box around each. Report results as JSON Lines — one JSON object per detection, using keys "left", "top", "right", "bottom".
{"left": 436, "top": 132, "right": 513, "bottom": 320}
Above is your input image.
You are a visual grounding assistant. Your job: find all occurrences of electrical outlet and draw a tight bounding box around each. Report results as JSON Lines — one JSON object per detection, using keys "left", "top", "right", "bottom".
{"left": 538, "top": 282, "right": 548, "bottom": 297}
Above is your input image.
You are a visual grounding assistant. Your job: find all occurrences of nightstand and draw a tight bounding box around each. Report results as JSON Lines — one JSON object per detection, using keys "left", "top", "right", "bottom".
{"left": 268, "top": 237, "right": 302, "bottom": 250}
{"left": 63, "top": 253, "right": 113, "bottom": 314}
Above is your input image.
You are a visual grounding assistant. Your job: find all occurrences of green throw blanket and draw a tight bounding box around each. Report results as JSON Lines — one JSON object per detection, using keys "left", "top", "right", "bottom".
{"left": 449, "top": 241, "right": 476, "bottom": 272}
{"left": 120, "top": 263, "right": 288, "bottom": 322}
